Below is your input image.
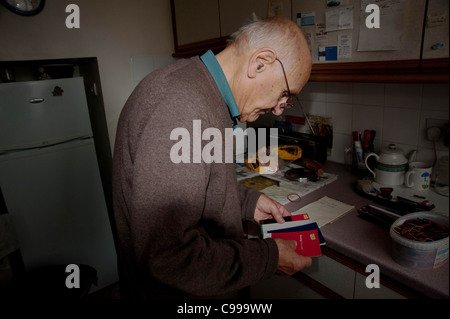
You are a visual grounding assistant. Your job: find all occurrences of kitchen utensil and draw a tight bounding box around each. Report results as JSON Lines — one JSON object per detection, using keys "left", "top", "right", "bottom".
{"left": 362, "top": 130, "right": 371, "bottom": 152}
{"left": 356, "top": 179, "right": 377, "bottom": 195}
{"left": 352, "top": 131, "right": 365, "bottom": 169}
{"left": 285, "top": 168, "right": 318, "bottom": 182}
{"left": 364, "top": 144, "right": 411, "bottom": 186}
{"left": 396, "top": 196, "right": 435, "bottom": 211}
{"left": 404, "top": 162, "right": 432, "bottom": 191}
{"left": 354, "top": 181, "right": 436, "bottom": 214}
{"left": 358, "top": 205, "right": 402, "bottom": 228}
{"left": 426, "top": 127, "right": 441, "bottom": 167}
{"left": 276, "top": 145, "right": 302, "bottom": 161}
{"left": 379, "top": 187, "right": 394, "bottom": 199}
{"left": 299, "top": 158, "right": 324, "bottom": 175}
{"left": 369, "top": 130, "right": 376, "bottom": 151}
{"left": 279, "top": 131, "right": 328, "bottom": 164}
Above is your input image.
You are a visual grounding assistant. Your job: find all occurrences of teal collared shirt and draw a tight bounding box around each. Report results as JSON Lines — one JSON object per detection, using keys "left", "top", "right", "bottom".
{"left": 200, "top": 50, "right": 240, "bottom": 126}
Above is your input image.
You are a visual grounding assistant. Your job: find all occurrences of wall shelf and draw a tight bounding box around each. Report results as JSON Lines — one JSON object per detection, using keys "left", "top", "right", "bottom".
{"left": 171, "top": 37, "right": 228, "bottom": 59}
{"left": 172, "top": 41, "right": 449, "bottom": 83}
{"left": 309, "top": 58, "right": 449, "bottom": 83}
{"left": 171, "top": 0, "right": 448, "bottom": 84}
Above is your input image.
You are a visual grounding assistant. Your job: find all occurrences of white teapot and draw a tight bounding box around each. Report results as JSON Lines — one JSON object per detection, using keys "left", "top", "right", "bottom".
{"left": 365, "top": 144, "right": 415, "bottom": 186}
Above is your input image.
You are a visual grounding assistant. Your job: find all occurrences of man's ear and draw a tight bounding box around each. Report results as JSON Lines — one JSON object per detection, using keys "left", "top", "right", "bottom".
{"left": 248, "top": 48, "right": 277, "bottom": 78}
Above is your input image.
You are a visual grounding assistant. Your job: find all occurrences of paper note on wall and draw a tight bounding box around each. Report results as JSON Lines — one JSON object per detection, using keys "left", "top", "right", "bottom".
{"left": 325, "top": 6, "right": 354, "bottom": 32}
{"left": 315, "top": 23, "right": 328, "bottom": 47}
{"left": 319, "top": 46, "right": 338, "bottom": 61}
{"left": 338, "top": 34, "right": 353, "bottom": 59}
{"left": 299, "top": 11, "right": 316, "bottom": 27}
{"left": 357, "top": 0, "right": 406, "bottom": 51}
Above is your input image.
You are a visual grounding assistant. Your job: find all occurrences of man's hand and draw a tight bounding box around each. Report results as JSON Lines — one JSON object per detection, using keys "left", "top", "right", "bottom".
{"left": 274, "top": 238, "right": 312, "bottom": 275}
{"left": 254, "top": 194, "right": 291, "bottom": 225}
{"left": 254, "top": 194, "right": 312, "bottom": 274}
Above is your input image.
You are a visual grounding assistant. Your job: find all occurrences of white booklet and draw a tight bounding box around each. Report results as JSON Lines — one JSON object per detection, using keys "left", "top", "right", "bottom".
{"left": 291, "top": 196, "right": 354, "bottom": 228}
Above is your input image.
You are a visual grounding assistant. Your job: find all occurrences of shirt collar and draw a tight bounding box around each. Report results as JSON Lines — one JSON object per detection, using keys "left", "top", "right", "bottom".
{"left": 200, "top": 50, "right": 240, "bottom": 126}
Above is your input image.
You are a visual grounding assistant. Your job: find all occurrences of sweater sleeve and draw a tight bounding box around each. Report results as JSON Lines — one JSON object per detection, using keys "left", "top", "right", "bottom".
{"left": 238, "top": 183, "right": 262, "bottom": 223}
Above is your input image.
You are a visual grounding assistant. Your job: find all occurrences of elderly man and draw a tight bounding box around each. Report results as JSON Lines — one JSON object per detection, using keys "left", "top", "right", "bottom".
{"left": 112, "top": 16, "right": 312, "bottom": 299}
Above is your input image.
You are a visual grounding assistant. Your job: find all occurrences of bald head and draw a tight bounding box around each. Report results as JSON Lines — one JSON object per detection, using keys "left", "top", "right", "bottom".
{"left": 216, "top": 17, "right": 312, "bottom": 122}
{"left": 227, "top": 17, "right": 311, "bottom": 73}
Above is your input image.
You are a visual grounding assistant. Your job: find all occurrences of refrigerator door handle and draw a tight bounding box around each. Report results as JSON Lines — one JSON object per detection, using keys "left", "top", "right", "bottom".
{"left": 29, "top": 98, "right": 45, "bottom": 104}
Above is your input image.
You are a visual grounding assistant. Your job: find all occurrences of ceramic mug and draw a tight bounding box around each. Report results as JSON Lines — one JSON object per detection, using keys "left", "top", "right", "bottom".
{"left": 405, "top": 162, "right": 432, "bottom": 191}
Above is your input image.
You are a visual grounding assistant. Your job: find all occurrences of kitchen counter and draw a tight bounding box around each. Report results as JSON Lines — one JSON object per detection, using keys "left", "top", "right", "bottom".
{"left": 274, "top": 161, "right": 449, "bottom": 299}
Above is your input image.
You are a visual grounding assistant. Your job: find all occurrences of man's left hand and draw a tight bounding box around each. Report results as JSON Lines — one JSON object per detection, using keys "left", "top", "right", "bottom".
{"left": 254, "top": 194, "right": 291, "bottom": 225}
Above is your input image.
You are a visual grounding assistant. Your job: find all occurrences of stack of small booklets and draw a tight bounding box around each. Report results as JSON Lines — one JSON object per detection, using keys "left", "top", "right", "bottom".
{"left": 261, "top": 213, "right": 325, "bottom": 257}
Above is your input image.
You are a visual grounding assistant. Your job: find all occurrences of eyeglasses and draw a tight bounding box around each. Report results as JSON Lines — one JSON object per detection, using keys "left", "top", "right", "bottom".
{"left": 275, "top": 58, "right": 295, "bottom": 110}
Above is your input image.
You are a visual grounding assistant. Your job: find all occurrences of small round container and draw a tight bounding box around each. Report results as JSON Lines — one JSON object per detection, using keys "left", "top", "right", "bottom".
{"left": 389, "top": 212, "right": 449, "bottom": 269}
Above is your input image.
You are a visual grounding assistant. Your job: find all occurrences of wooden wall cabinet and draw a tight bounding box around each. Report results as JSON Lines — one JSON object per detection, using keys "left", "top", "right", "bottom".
{"left": 220, "top": 0, "right": 269, "bottom": 38}
{"left": 291, "top": 0, "right": 427, "bottom": 63}
{"left": 172, "top": 0, "right": 221, "bottom": 46}
{"left": 171, "top": 0, "right": 223, "bottom": 56}
{"left": 220, "top": 0, "right": 292, "bottom": 37}
{"left": 171, "top": 0, "right": 291, "bottom": 57}
{"left": 422, "top": 0, "right": 449, "bottom": 60}
{"left": 171, "top": 0, "right": 448, "bottom": 83}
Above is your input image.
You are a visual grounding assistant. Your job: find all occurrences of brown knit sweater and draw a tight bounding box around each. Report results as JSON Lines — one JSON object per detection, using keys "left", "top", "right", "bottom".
{"left": 112, "top": 56, "right": 279, "bottom": 299}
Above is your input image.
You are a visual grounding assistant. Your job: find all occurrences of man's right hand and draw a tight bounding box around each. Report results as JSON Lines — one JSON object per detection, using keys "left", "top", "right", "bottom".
{"left": 274, "top": 238, "right": 312, "bottom": 276}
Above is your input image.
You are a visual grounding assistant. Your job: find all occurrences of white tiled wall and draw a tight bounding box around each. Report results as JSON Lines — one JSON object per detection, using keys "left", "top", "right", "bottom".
{"left": 257, "top": 82, "right": 449, "bottom": 166}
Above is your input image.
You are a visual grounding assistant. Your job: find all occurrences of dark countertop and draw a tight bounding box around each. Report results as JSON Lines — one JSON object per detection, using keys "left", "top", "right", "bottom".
{"left": 282, "top": 161, "right": 449, "bottom": 299}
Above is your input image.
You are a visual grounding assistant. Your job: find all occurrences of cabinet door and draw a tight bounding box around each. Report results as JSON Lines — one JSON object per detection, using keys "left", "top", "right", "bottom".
{"left": 251, "top": 276, "right": 325, "bottom": 299}
{"left": 220, "top": 0, "right": 292, "bottom": 37}
{"left": 220, "top": 0, "right": 269, "bottom": 37}
{"left": 354, "top": 272, "right": 406, "bottom": 299}
{"left": 173, "top": 0, "right": 221, "bottom": 46}
{"left": 302, "top": 255, "right": 355, "bottom": 299}
{"left": 422, "top": 0, "right": 449, "bottom": 59}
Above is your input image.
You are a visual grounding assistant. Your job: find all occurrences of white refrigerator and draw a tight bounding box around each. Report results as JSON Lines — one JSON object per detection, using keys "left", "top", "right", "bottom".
{"left": 0, "top": 77, "right": 118, "bottom": 292}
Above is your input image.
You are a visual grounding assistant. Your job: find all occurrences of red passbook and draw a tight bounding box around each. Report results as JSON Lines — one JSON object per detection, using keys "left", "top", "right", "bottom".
{"left": 291, "top": 214, "right": 310, "bottom": 221}
{"left": 271, "top": 229, "right": 322, "bottom": 257}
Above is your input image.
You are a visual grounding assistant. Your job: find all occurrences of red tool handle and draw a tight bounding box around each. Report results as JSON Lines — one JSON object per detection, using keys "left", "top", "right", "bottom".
{"left": 363, "top": 130, "right": 371, "bottom": 149}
